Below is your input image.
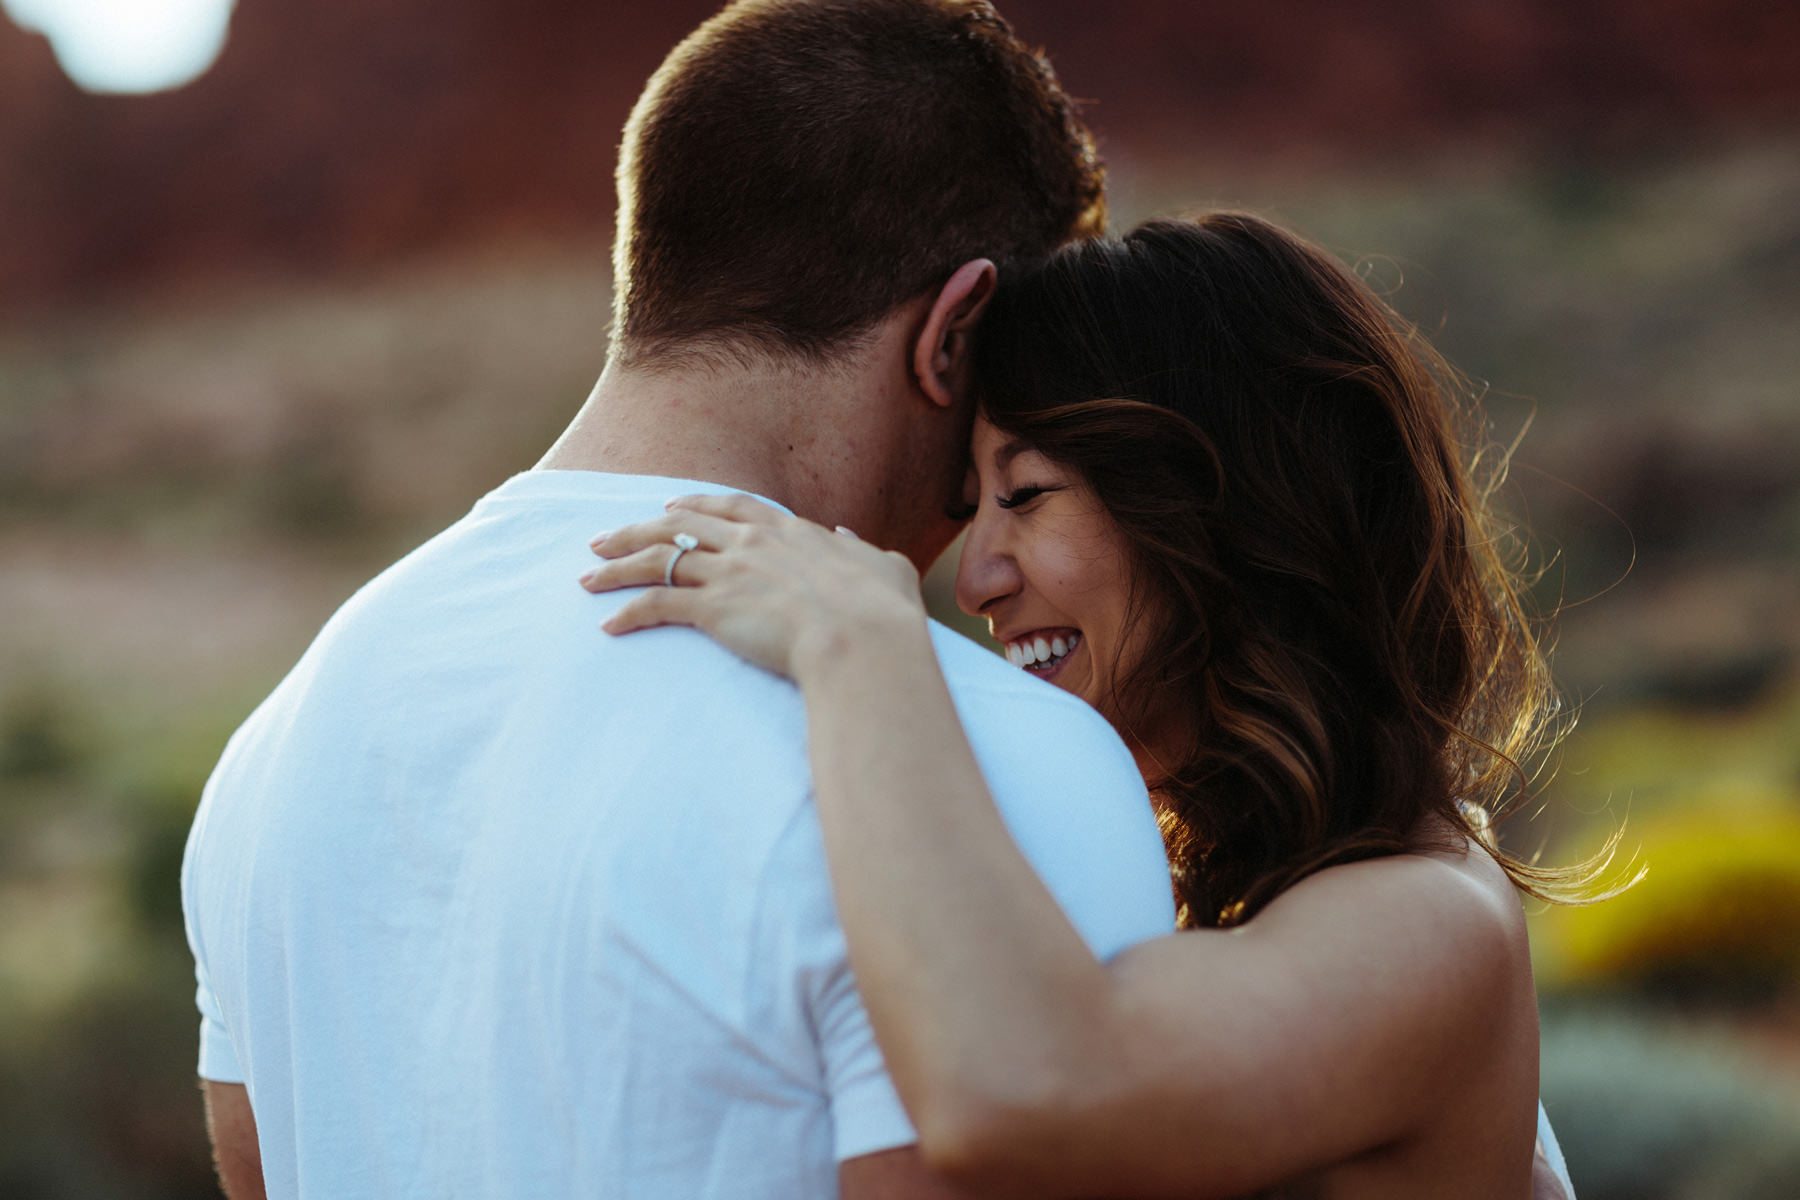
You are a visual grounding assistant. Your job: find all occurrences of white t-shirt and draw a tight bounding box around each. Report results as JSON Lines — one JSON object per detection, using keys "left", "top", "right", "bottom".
{"left": 182, "top": 470, "right": 1177, "bottom": 1200}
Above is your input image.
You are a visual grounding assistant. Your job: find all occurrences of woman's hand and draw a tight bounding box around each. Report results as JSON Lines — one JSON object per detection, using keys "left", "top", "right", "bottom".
{"left": 581, "top": 493, "right": 928, "bottom": 681}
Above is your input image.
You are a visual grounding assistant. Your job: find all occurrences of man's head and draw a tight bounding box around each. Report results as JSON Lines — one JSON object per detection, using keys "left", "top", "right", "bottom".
{"left": 611, "top": 0, "right": 1106, "bottom": 371}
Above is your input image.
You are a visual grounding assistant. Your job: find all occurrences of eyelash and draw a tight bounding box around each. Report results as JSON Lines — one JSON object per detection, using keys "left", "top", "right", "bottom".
{"left": 996, "top": 485, "right": 1056, "bottom": 510}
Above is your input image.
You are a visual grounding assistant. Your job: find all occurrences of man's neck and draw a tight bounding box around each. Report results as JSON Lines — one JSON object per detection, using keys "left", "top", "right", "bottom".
{"left": 535, "top": 356, "right": 876, "bottom": 529}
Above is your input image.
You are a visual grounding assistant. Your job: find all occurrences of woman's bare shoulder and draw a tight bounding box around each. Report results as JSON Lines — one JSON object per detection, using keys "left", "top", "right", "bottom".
{"left": 1269, "top": 820, "right": 1523, "bottom": 926}
{"left": 1227, "top": 824, "right": 1533, "bottom": 1011}
{"left": 1115, "top": 819, "right": 1533, "bottom": 1043}
{"left": 1095, "top": 820, "right": 1539, "bottom": 1189}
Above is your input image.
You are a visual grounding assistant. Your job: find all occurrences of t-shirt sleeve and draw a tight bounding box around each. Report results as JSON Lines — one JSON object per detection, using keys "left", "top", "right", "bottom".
{"left": 810, "top": 935, "right": 917, "bottom": 1161}
{"left": 770, "top": 806, "right": 918, "bottom": 1163}
{"left": 195, "top": 960, "right": 246, "bottom": 1083}
{"left": 183, "top": 795, "right": 246, "bottom": 1084}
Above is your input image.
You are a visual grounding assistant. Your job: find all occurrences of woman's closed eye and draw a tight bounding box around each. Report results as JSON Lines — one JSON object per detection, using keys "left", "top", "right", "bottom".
{"left": 996, "top": 485, "right": 1061, "bottom": 510}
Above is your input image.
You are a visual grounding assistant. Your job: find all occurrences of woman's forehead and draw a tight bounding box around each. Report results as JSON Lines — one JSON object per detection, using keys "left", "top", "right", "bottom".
{"left": 971, "top": 419, "right": 1034, "bottom": 469}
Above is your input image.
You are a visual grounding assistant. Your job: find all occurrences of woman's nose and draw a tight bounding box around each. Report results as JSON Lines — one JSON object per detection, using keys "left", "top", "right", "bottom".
{"left": 954, "top": 515, "right": 1020, "bottom": 617}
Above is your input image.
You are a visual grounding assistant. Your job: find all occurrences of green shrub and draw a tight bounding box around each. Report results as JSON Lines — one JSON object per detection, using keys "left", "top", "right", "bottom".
{"left": 1541, "top": 1007, "right": 1800, "bottom": 1200}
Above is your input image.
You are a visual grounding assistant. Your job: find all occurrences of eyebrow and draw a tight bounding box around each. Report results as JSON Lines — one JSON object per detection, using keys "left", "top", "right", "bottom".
{"left": 993, "top": 437, "right": 1031, "bottom": 469}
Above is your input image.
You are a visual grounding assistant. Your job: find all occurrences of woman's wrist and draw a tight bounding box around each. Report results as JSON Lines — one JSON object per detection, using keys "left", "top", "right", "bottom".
{"left": 790, "top": 600, "right": 934, "bottom": 692}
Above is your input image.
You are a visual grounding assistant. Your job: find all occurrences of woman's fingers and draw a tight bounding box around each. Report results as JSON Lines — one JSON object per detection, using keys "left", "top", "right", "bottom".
{"left": 591, "top": 510, "right": 741, "bottom": 559}
{"left": 591, "top": 492, "right": 788, "bottom": 557}
{"left": 601, "top": 580, "right": 709, "bottom": 636}
{"left": 580, "top": 492, "right": 924, "bottom": 679}
{"left": 580, "top": 541, "right": 718, "bottom": 593}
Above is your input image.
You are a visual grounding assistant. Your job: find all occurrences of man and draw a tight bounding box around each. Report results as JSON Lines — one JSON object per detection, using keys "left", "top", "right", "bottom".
{"left": 181, "top": 2, "right": 1177, "bottom": 1197}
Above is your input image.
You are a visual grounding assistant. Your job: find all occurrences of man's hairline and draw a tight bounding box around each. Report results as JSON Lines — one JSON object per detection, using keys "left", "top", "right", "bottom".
{"left": 608, "top": 280, "right": 964, "bottom": 379}
{"left": 610, "top": 325, "right": 877, "bottom": 381}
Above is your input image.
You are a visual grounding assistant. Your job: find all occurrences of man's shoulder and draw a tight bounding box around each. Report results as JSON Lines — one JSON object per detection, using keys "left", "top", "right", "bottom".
{"left": 927, "top": 621, "right": 1126, "bottom": 751}
{"left": 925, "top": 621, "right": 1176, "bottom": 948}
{"left": 926, "top": 619, "right": 1143, "bottom": 814}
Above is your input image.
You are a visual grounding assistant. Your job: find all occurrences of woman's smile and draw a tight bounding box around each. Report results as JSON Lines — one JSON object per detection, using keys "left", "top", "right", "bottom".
{"left": 1001, "top": 628, "right": 1083, "bottom": 679}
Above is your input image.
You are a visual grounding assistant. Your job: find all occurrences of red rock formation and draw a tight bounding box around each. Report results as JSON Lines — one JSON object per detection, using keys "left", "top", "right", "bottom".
{"left": 1, "top": 0, "right": 1795, "bottom": 315}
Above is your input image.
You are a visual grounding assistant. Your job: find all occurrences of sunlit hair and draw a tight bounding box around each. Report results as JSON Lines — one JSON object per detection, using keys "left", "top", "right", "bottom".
{"left": 975, "top": 213, "right": 1625, "bottom": 928}
{"left": 612, "top": 0, "right": 1106, "bottom": 369}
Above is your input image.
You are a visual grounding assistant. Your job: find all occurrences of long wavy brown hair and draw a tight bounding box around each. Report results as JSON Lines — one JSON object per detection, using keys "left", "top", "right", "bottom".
{"left": 974, "top": 213, "right": 1619, "bottom": 928}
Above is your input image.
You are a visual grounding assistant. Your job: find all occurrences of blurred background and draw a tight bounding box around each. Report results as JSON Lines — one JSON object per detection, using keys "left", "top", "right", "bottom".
{"left": 1, "top": 1, "right": 1797, "bottom": 1196}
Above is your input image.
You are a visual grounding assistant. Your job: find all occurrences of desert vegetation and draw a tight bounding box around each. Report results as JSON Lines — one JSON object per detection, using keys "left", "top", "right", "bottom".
{"left": 2, "top": 0, "right": 1797, "bottom": 1194}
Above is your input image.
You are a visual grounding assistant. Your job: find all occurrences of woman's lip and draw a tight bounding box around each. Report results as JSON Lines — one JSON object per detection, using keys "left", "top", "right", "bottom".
{"left": 1033, "top": 636, "right": 1078, "bottom": 684}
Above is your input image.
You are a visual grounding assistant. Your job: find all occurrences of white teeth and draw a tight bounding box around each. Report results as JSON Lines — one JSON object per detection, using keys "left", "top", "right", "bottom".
{"left": 1005, "top": 631, "right": 1080, "bottom": 671}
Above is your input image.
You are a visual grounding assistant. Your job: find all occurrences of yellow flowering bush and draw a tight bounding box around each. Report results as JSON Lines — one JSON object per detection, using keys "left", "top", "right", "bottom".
{"left": 1530, "top": 787, "right": 1800, "bottom": 992}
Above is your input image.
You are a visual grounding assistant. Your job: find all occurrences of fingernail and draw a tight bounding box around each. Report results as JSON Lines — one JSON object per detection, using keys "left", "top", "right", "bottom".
{"left": 589, "top": 530, "right": 612, "bottom": 548}
{"left": 580, "top": 570, "right": 600, "bottom": 587}
{"left": 664, "top": 496, "right": 681, "bottom": 510}
{"left": 835, "top": 525, "right": 859, "bottom": 538}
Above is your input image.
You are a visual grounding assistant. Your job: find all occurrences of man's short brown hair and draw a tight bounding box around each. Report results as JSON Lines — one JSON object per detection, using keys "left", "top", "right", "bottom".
{"left": 612, "top": 0, "right": 1106, "bottom": 367}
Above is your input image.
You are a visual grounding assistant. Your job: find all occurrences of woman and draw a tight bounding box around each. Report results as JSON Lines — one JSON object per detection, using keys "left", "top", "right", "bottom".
{"left": 581, "top": 214, "right": 1604, "bottom": 1196}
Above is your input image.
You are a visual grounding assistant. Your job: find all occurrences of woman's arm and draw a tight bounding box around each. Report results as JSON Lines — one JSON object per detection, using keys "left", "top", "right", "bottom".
{"left": 586, "top": 495, "right": 1535, "bottom": 1198}
{"left": 792, "top": 616, "right": 1126, "bottom": 1183}
{"left": 796, "top": 632, "right": 1530, "bottom": 1196}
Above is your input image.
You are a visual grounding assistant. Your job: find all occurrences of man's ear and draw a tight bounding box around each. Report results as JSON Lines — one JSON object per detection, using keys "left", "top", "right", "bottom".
{"left": 912, "top": 258, "right": 997, "bottom": 409}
